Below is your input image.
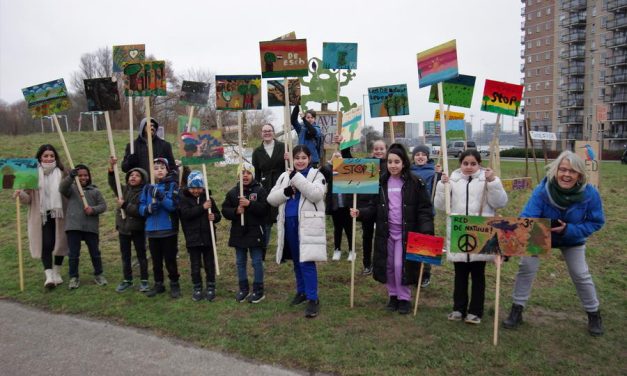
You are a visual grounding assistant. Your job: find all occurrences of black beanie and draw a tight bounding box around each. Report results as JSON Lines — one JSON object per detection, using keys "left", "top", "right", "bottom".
{"left": 412, "top": 145, "right": 430, "bottom": 159}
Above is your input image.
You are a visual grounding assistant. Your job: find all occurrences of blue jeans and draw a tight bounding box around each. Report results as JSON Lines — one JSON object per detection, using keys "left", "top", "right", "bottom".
{"left": 285, "top": 216, "right": 318, "bottom": 300}
{"left": 235, "top": 247, "right": 264, "bottom": 285}
{"left": 66, "top": 230, "right": 102, "bottom": 278}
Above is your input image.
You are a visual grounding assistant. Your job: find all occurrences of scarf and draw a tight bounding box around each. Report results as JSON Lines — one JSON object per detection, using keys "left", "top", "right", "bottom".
{"left": 38, "top": 162, "right": 64, "bottom": 224}
{"left": 546, "top": 177, "right": 585, "bottom": 210}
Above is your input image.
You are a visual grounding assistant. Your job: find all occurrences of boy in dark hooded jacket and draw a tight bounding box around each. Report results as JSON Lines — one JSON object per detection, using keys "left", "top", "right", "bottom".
{"left": 108, "top": 157, "right": 149, "bottom": 293}
{"left": 121, "top": 117, "right": 176, "bottom": 174}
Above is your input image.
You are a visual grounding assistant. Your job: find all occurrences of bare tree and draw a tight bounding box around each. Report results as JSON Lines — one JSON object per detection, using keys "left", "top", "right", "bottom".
{"left": 70, "top": 47, "right": 113, "bottom": 95}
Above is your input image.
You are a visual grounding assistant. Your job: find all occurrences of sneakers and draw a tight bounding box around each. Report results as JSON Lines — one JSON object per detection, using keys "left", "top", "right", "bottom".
{"left": 139, "top": 280, "right": 151, "bottom": 292}
{"left": 44, "top": 269, "right": 55, "bottom": 289}
{"left": 146, "top": 282, "right": 166, "bottom": 297}
{"left": 386, "top": 296, "right": 399, "bottom": 312}
{"left": 235, "top": 290, "right": 250, "bottom": 303}
{"left": 305, "top": 299, "right": 320, "bottom": 318}
{"left": 68, "top": 277, "right": 80, "bottom": 290}
{"left": 362, "top": 267, "right": 373, "bottom": 276}
{"left": 503, "top": 303, "right": 524, "bottom": 329}
{"left": 170, "top": 282, "right": 181, "bottom": 299}
{"left": 465, "top": 314, "right": 481, "bottom": 325}
{"left": 420, "top": 276, "right": 431, "bottom": 288}
{"left": 347, "top": 251, "right": 356, "bottom": 262}
{"left": 192, "top": 288, "right": 203, "bottom": 302}
{"left": 94, "top": 274, "right": 108, "bottom": 286}
{"left": 398, "top": 300, "right": 411, "bottom": 315}
{"left": 116, "top": 280, "right": 133, "bottom": 292}
{"left": 206, "top": 286, "right": 216, "bottom": 302}
{"left": 52, "top": 265, "right": 64, "bottom": 285}
{"left": 448, "top": 311, "right": 463, "bottom": 321}
{"left": 587, "top": 310, "right": 603, "bottom": 337}
{"left": 332, "top": 249, "right": 342, "bottom": 261}
{"left": 290, "top": 292, "right": 307, "bottom": 306}
{"left": 248, "top": 290, "right": 265, "bottom": 303}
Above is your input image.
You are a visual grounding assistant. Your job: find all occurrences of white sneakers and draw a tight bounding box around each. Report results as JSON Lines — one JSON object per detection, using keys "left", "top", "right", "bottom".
{"left": 464, "top": 314, "right": 481, "bottom": 325}
{"left": 52, "top": 265, "right": 63, "bottom": 285}
{"left": 332, "top": 249, "right": 342, "bottom": 261}
{"left": 347, "top": 251, "right": 356, "bottom": 262}
{"left": 44, "top": 269, "right": 55, "bottom": 288}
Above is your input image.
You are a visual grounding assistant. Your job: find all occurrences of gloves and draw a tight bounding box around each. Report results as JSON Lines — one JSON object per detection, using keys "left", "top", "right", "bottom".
{"left": 147, "top": 202, "right": 158, "bottom": 214}
{"left": 69, "top": 168, "right": 79, "bottom": 179}
{"left": 283, "top": 186, "right": 295, "bottom": 197}
{"left": 147, "top": 185, "right": 164, "bottom": 200}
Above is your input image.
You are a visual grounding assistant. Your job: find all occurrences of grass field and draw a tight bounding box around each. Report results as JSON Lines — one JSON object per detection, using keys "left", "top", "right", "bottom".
{"left": 0, "top": 131, "right": 625, "bottom": 375}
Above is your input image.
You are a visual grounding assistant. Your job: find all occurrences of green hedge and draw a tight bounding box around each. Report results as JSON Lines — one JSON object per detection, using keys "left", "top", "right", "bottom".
{"left": 499, "top": 148, "right": 623, "bottom": 160}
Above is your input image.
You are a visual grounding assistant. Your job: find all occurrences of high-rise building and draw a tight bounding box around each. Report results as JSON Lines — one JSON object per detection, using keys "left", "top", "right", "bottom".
{"left": 520, "top": 0, "right": 627, "bottom": 150}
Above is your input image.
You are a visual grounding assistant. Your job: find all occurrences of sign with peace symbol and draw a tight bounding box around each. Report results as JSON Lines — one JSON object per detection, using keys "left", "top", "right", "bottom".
{"left": 457, "top": 234, "right": 477, "bottom": 253}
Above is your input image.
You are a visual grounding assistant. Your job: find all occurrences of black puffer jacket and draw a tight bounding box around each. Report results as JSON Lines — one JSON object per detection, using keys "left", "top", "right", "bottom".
{"left": 359, "top": 171, "right": 434, "bottom": 285}
{"left": 178, "top": 188, "right": 222, "bottom": 249}
{"left": 221, "top": 180, "right": 268, "bottom": 248}
{"left": 251, "top": 140, "right": 286, "bottom": 224}
{"left": 108, "top": 168, "right": 148, "bottom": 235}
{"left": 121, "top": 119, "right": 176, "bottom": 173}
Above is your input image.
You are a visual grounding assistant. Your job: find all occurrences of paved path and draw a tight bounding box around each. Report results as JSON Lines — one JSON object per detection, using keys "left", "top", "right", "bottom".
{"left": 0, "top": 300, "right": 311, "bottom": 376}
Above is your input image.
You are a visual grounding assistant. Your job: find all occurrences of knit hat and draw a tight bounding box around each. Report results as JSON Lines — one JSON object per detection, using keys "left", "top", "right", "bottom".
{"left": 153, "top": 157, "right": 170, "bottom": 171}
{"left": 187, "top": 170, "right": 204, "bottom": 188}
{"left": 237, "top": 162, "right": 255, "bottom": 178}
{"left": 412, "top": 145, "right": 430, "bottom": 159}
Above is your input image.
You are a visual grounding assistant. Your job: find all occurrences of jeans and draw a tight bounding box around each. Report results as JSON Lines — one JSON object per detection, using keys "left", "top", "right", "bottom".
{"left": 148, "top": 235, "right": 179, "bottom": 283}
{"left": 331, "top": 207, "right": 353, "bottom": 251}
{"left": 453, "top": 261, "right": 486, "bottom": 317}
{"left": 119, "top": 231, "right": 148, "bottom": 281}
{"left": 512, "top": 245, "right": 599, "bottom": 312}
{"left": 41, "top": 215, "right": 64, "bottom": 270}
{"left": 188, "top": 246, "right": 216, "bottom": 288}
{"left": 66, "top": 230, "right": 102, "bottom": 278}
{"left": 285, "top": 216, "right": 318, "bottom": 300}
{"left": 235, "top": 247, "right": 264, "bottom": 285}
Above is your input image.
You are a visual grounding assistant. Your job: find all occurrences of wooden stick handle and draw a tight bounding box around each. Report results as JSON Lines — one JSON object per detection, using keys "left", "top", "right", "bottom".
{"left": 283, "top": 78, "right": 292, "bottom": 170}
{"left": 350, "top": 193, "right": 357, "bottom": 308}
{"left": 16, "top": 197, "right": 24, "bottom": 292}
{"left": 388, "top": 116, "right": 395, "bottom": 144}
{"left": 202, "top": 164, "right": 220, "bottom": 276}
{"left": 105, "top": 111, "right": 126, "bottom": 219}
{"left": 52, "top": 114, "right": 88, "bottom": 208}
{"left": 436, "top": 83, "right": 450, "bottom": 215}
{"left": 238, "top": 112, "right": 244, "bottom": 226}
{"left": 413, "top": 263, "right": 424, "bottom": 316}
{"left": 186, "top": 106, "right": 195, "bottom": 132}
{"left": 144, "top": 97, "right": 155, "bottom": 185}
{"left": 493, "top": 255, "right": 502, "bottom": 346}
{"left": 128, "top": 98, "right": 135, "bottom": 154}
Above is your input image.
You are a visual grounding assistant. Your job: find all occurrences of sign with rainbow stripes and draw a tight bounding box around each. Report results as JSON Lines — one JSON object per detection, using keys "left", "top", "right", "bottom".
{"left": 417, "top": 40, "right": 459, "bottom": 88}
{"left": 405, "top": 232, "right": 444, "bottom": 266}
{"left": 480, "top": 79, "right": 524, "bottom": 117}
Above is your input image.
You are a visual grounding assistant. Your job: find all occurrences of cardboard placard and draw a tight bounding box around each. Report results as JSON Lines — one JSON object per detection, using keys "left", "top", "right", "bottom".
{"left": 84, "top": 78, "right": 121, "bottom": 111}
{"left": 480, "top": 79, "right": 524, "bottom": 116}
{"left": 215, "top": 75, "right": 262, "bottom": 110}
{"left": 340, "top": 106, "right": 363, "bottom": 150}
{"left": 331, "top": 158, "right": 380, "bottom": 194}
{"left": 180, "top": 81, "right": 210, "bottom": 107}
{"left": 178, "top": 115, "right": 200, "bottom": 133}
{"left": 406, "top": 232, "right": 444, "bottom": 266}
{"left": 529, "top": 131, "right": 557, "bottom": 141}
{"left": 417, "top": 40, "right": 459, "bottom": 88}
{"left": 123, "top": 61, "right": 167, "bottom": 97}
{"left": 180, "top": 130, "right": 225, "bottom": 165}
{"left": 428, "top": 74, "right": 476, "bottom": 108}
{"left": 112, "top": 44, "right": 145, "bottom": 73}
{"left": 423, "top": 121, "right": 441, "bottom": 136}
{"left": 22, "top": 79, "right": 71, "bottom": 118}
{"left": 267, "top": 79, "right": 301, "bottom": 106}
{"left": 0, "top": 159, "right": 38, "bottom": 190}
{"left": 446, "top": 120, "right": 466, "bottom": 142}
{"left": 322, "top": 42, "right": 358, "bottom": 70}
{"left": 259, "top": 39, "right": 308, "bottom": 78}
{"left": 318, "top": 111, "right": 341, "bottom": 149}
{"left": 434, "top": 109, "right": 465, "bottom": 121}
{"left": 501, "top": 177, "right": 533, "bottom": 192}
{"left": 575, "top": 141, "right": 600, "bottom": 187}
{"left": 368, "top": 84, "right": 409, "bottom": 118}
{"left": 383, "top": 121, "right": 406, "bottom": 139}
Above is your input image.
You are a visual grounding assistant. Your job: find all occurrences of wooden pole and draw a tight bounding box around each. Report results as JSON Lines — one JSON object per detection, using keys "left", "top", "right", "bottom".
{"left": 489, "top": 114, "right": 502, "bottom": 177}
{"left": 52, "top": 114, "right": 88, "bottom": 208}
{"left": 524, "top": 118, "right": 529, "bottom": 177}
{"left": 105, "top": 111, "right": 126, "bottom": 219}
{"left": 186, "top": 106, "right": 195, "bottom": 132}
{"left": 437, "top": 82, "right": 450, "bottom": 215}
{"left": 283, "top": 78, "right": 292, "bottom": 170}
{"left": 525, "top": 121, "right": 541, "bottom": 184}
{"left": 129, "top": 98, "right": 135, "bottom": 154}
{"left": 238, "top": 111, "right": 245, "bottom": 226}
{"left": 350, "top": 193, "right": 357, "bottom": 308}
{"left": 144, "top": 97, "right": 155, "bottom": 184}
{"left": 542, "top": 140, "right": 548, "bottom": 165}
{"left": 16, "top": 197, "right": 24, "bottom": 292}
{"left": 202, "top": 164, "right": 220, "bottom": 276}
{"left": 493, "top": 255, "right": 502, "bottom": 346}
{"left": 413, "top": 263, "right": 425, "bottom": 316}
{"left": 388, "top": 116, "right": 395, "bottom": 144}
{"left": 335, "top": 69, "right": 342, "bottom": 152}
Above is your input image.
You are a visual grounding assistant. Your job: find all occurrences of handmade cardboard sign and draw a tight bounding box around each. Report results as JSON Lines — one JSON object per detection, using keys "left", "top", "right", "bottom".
{"left": 368, "top": 84, "right": 409, "bottom": 118}
{"left": 529, "top": 131, "right": 557, "bottom": 141}
{"left": 112, "top": 44, "right": 145, "bottom": 73}
{"left": 259, "top": 39, "right": 308, "bottom": 78}
{"left": 501, "top": 177, "right": 533, "bottom": 192}
{"left": 423, "top": 121, "right": 441, "bottom": 136}
{"left": 428, "top": 74, "right": 476, "bottom": 108}
{"left": 22, "top": 79, "right": 71, "bottom": 118}
{"left": 180, "top": 130, "right": 225, "bottom": 165}
{"left": 180, "top": 81, "right": 210, "bottom": 107}
{"left": 0, "top": 159, "right": 38, "bottom": 190}
{"left": 84, "top": 78, "right": 121, "bottom": 112}
{"left": 417, "top": 40, "right": 459, "bottom": 88}
{"left": 178, "top": 115, "right": 200, "bottom": 133}
{"left": 340, "top": 106, "right": 362, "bottom": 150}
{"left": 318, "top": 111, "right": 341, "bottom": 149}
{"left": 446, "top": 120, "right": 466, "bottom": 142}
{"left": 267, "top": 79, "right": 301, "bottom": 106}
{"left": 434, "top": 109, "right": 465, "bottom": 121}
{"left": 322, "top": 42, "right": 358, "bottom": 70}
{"left": 406, "top": 232, "right": 444, "bottom": 266}
{"left": 383, "top": 121, "right": 406, "bottom": 139}
{"left": 332, "top": 158, "right": 380, "bottom": 194}
{"left": 480, "top": 80, "right": 524, "bottom": 116}
{"left": 448, "top": 215, "right": 551, "bottom": 257}
{"left": 575, "top": 141, "right": 600, "bottom": 187}
{"left": 215, "top": 75, "right": 261, "bottom": 110}
{"left": 123, "top": 61, "right": 167, "bottom": 97}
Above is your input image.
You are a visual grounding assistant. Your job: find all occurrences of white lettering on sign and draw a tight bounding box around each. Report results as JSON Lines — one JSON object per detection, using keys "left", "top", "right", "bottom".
{"left": 529, "top": 131, "right": 557, "bottom": 141}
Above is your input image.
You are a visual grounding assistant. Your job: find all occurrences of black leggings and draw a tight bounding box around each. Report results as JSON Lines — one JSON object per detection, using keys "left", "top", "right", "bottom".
{"left": 453, "top": 261, "right": 486, "bottom": 317}
{"left": 119, "top": 231, "right": 148, "bottom": 281}
{"left": 148, "top": 235, "right": 179, "bottom": 283}
{"left": 331, "top": 207, "right": 353, "bottom": 251}
{"left": 361, "top": 220, "right": 374, "bottom": 268}
{"left": 41, "top": 216, "right": 64, "bottom": 270}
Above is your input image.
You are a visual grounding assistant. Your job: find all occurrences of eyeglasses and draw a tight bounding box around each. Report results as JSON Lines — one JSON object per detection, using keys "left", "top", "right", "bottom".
{"left": 262, "top": 130, "right": 274, "bottom": 133}
{"left": 558, "top": 167, "right": 579, "bottom": 175}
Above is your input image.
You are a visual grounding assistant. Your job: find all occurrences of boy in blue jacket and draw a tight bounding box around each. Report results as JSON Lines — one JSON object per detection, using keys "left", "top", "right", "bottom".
{"left": 291, "top": 104, "right": 322, "bottom": 167}
{"left": 139, "top": 158, "right": 180, "bottom": 298}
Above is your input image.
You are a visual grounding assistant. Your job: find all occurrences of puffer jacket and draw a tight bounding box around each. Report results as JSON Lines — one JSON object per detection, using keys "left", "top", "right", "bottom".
{"left": 359, "top": 171, "right": 434, "bottom": 285}
{"left": 59, "top": 176, "right": 107, "bottom": 234}
{"left": 521, "top": 177, "right": 604, "bottom": 248}
{"left": 179, "top": 188, "right": 222, "bottom": 248}
{"left": 108, "top": 168, "right": 147, "bottom": 235}
{"left": 267, "top": 168, "right": 327, "bottom": 264}
{"left": 434, "top": 168, "right": 508, "bottom": 262}
{"left": 138, "top": 174, "right": 179, "bottom": 238}
{"left": 221, "top": 180, "right": 268, "bottom": 249}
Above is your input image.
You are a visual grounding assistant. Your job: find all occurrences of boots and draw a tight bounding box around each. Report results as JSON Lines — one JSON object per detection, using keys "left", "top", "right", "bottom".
{"left": 235, "top": 280, "right": 250, "bottom": 302}
{"left": 192, "top": 284, "right": 203, "bottom": 302}
{"left": 503, "top": 304, "right": 524, "bottom": 329}
{"left": 170, "top": 281, "right": 181, "bottom": 299}
{"left": 587, "top": 311, "right": 603, "bottom": 337}
{"left": 247, "top": 282, "right": 265, "bottom": 303}
{"left": 146, "top": 282, "right": 165, "bottom": 298}
{"left": 52, "top": 265, "right": 63, "bottom": 285}
{"left": 206, "top": 283, "right": 216, "bottom": 302}
{"left": 44, "top": 269, "right": 55, "bottom": 288}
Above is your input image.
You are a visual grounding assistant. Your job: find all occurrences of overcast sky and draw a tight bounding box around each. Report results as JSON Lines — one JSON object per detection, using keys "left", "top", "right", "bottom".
{"left": 0, "top": 0, "right": 523, "bottom": 133}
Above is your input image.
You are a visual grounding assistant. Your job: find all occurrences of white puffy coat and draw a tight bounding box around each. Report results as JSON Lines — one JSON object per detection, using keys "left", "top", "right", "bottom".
{"left": 267, "top": 168, "right": 327, "bottom": 264}
{"left": 434, "top": 168, "right": 508, "bottom": 262}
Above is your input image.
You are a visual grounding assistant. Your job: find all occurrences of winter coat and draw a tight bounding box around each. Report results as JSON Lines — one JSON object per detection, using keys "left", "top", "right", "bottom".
{"left": 410, "top": 160, "right": 441, "bottom": 198}
{"left": 17, "top": 174, "right": 69, "bottom": 258}
{"left": 291, "top": 105, "right": 322, "bottom": 164}
{"left": 434, "top": 168, "right": 508, "bottom": 262}
{"left": 59, "top": 176, "right": 107, "bottom": 234}
{"left": 252, "top": 140, "right": 286, "bottom": 224}
{"left": 108, "top": 168, "right": 147, "bottom": 235}
{"left": 359, "top": 171, "right": 434, "bottom": 285}
{"left": 267, "top": 168, "right": 327, "bottom": 264}
{"left": 221, "top": 180, "right": 268, "bottom": 249}
{"left": 521, "top": 177, "right": 605, "bottom": 248}
{"left": 178, "top": 188, "right": 222, "bottom": 249}
{"left": 121, "top": 119, "right": 176, "bottom": 174}
{"left": 138, "top": 174, "right": 179, "bottom": 238}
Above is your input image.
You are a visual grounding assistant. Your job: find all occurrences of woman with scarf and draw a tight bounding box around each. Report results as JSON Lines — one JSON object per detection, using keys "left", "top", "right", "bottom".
{"left": 14, "top": 144, "right": 68, "bottom": 288}
{"left": 503, "top": 151, "right": 605, "bottom": 336}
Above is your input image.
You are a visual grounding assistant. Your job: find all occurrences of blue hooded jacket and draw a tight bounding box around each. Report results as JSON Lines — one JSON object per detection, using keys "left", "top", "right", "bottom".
{"left": 520, "top": 177, "right": 605, "bottom": 248}
{"left": 139, "top": 173, "right": 179, "bottom": 238}
{"left": 410, "top": 160, "right": 438, "bottom": 197}
{"left": 291, "top": 106, "right": 322, "bottom": 164}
